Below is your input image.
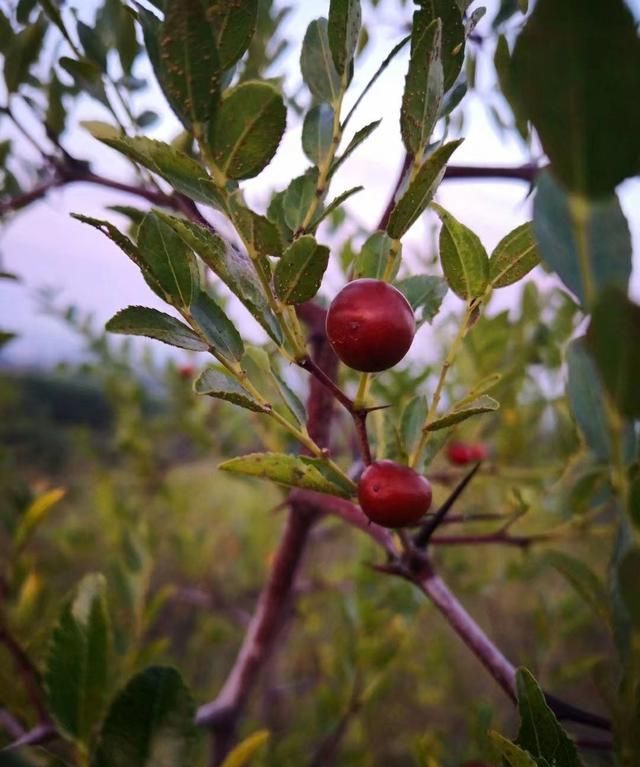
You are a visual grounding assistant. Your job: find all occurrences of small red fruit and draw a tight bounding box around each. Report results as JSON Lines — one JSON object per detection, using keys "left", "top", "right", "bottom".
{"left": 326, "top": 278, "right": 416, "bottom": 372}
{"left": 178, "top": 363, "right": 195, "bottom": 380}
{"left": 358, "top": 460, "right": 432, "bottom": 528}
{"left": 446, "top": 441, "right": 488, "bottom": 465}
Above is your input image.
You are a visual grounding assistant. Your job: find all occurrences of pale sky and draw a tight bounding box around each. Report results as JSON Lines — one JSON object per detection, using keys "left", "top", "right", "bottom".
{"left": 1, "top": 0, "right": 639, "bottom": 366}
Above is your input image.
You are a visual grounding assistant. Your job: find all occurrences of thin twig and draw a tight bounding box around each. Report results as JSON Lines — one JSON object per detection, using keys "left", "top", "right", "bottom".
{"left": 296, "top": 354, "right": 373, "bottom": 465}
{"left": 0, "top": 159, "right": 539, "bottom": 220}
{"left": 0, "top": 709, "right": 25, "bottom": 739}
{"left": 1, "top": 721, "right": 56, "bottom": 751}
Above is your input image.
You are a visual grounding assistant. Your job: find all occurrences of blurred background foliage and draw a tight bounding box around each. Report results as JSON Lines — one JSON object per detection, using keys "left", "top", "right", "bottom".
{"left": 0, "top": 0, "right": 637, "bottom": 764}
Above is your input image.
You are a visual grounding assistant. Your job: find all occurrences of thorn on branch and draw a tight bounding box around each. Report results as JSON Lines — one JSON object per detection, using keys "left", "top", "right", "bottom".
{"left": 413, "top": 462, "right": 481, "bottom": 549}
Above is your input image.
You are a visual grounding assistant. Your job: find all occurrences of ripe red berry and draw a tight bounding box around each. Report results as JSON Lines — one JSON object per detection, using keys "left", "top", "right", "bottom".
{"left": 446, "top": 441, "right": 488, "bottom": 465}
{"left": 358, "top": 460, "right": 432, "bottom": 528}
{"left": 178, "top": 363, "right": 195, "bottom": 380}
{"left": 326, "top": 278, "right": 416, "bottom": 372}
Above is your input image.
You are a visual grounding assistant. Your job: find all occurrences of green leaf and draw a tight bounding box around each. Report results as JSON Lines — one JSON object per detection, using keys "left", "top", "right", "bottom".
{"left": 387, "top": 139, "right": 463, "bottom": 239}
{"left": 159, "top": 0, "right": 220, "bottom": 127}
{"left": 417, "top": 0, "right": 464, "bottom": 91}
{"left": 302, "top": 103, "right": 335, "bottom": 166}
{"left": 516, "top": 668, "right": 584, "bottom": 767}
{"left": 510, "top": 0, "right": 640, "bottom": 197}
{"left": 45, "top": 574, "right": 111, "bottom": 745}
{"left": 59, "top": 57, "right": 108, "bottom": 104}
{"left": 330, "top": 119, "right": 381, "bottom": 177}
{"left": 587, "top": 287, "right": 640, "bottom": 420}
{"left": 544, "top": 551, "right": 610, "bottom": 622}
{"left": 220, "top": 729, "right": 270, "bottom": 767}
{"left": 203, "top": 0, "right": 258, "bottom": 71}
{"left": 283, "top": 170, "right": 319, "bottom": 232}
{"left": 271, "top": 367, "right": 306, "bottom": 425}
{"left": 194, "top": 368, "right": 267, "bottom": 412}
{"left": 219, "top": 453, "right": 354, "bottom": 498}
{"left": 425, "top": 395, "right": 499, "bottom": 431}
{"left": 98, "top": 0, "right": 139, "bottom": 75}
{"left": 4, "top": 17, "right": 47, "bottom": 93}
{"left": 89, "top": 133, "right": 226, "bottom": 209}
{"left": 353, "top": 231, "right": 400, "bottom": 281}
{"left": 300, "top": 18, "right": 341, "bottom": 104}
{"left": 566, "top": 338, "right": 636, "bottom": 465}
{"left": 78, "top": 20, "right": 108, "bottom": 70}
{"left": 106, "top": 306, "right": 208, "bottom": 352}
{"left": 401, "top": 15, "right": 443, "bottom": 154}
{"left": 70, "top": 214, "right": 164, "bottom": 299}
{"left": 157, "top": 213, "right": 283, "bottom": 344}
{"left": 136, "top": 3, "right": 184, "bottom": 121}
{"left": 45, "top": 72, "right": 66, "bottom": 139}
{"left": 395, "top": 274, "right": 447, "bottom": 326}
{"left": 228, "top": 196, "right": 283, "bottom": 259}
{"left": 0, "top": 11, "right": 11, "bottom": 54}
{"left": 138, "top": 211, "right": 198, "bottom": 308}
{"left": 189, "top": 291, "right": 244, "bottom": 360}
{"left": 432, "top": 203, "right": 489, "bottom": 299}
{"left": 328, "top": 0, "right": 361, "bottom": 77}
{"left": 533, "top": 173, "right": 631, "bottom": 307}
{"left": 14, "top": 487, "right": 65, "bottom": 553}
{"left": 401, "top": 396, "right": 428, "bottom": 456}
{"left": 309, "top": 185, "right": 363, "bottom": 230}
{"left": 489, "top": 222, "right": 540, "bottom": 288}
{"left": 136, "top": 110, "right": 159, "bottom": 128}
{"left": 208, "top": 81, "right": 286, "bottom": 180}
{"left": 267, "top": 190, "right": 294, "bottom": 243}
{"left": 488, "top": 732, "right": 537, "bottom": 767}
{"left": 93, "top": 666, "right": 196, "bottom": 767}
{"left": 0, "top": 330, "right": 16, "bottom": 350}
{"left": 274, "top": 235, "right": 330, "bottom": 304}
{"left": 37, "top": 0, "right": 71, "bottom": 48}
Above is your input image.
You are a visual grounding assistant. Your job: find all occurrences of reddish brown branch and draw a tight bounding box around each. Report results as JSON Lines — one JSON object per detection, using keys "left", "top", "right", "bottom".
{"left": 376, "top": 156, "right": 538, "bottom": 231}
{"left": 405, "top": 556, "right": 518, "bottom": 702}
{"left": 0, "top": 161, "right": 213, "bottom": 232}
{"left": 443, "top": 163, "right": 538, "bottom": 183}
{"left": 0, "top": 160, "right": 539, "bottom": 221}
